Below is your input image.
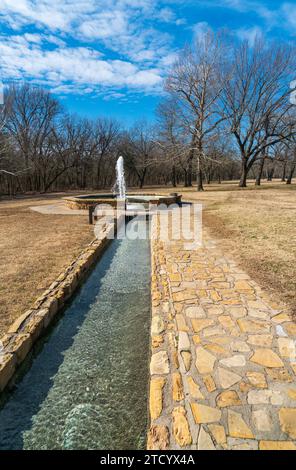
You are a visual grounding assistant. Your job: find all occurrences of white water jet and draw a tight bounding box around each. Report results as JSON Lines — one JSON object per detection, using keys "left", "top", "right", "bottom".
{"left": 113, "top": 156, "right": 126, "bottom": 199}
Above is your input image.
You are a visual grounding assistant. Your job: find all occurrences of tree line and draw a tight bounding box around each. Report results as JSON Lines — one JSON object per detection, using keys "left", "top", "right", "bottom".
{"left": 1, "top": 31, "right": 296, "bottom": 195}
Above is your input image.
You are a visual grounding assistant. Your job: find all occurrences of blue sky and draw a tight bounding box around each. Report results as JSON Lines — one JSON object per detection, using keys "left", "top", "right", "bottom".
{"left": 0, "top": 0, "right": 295, "bottom": 123}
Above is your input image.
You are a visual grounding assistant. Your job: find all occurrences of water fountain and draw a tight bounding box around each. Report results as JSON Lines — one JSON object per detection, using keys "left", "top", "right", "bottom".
{"left": 113, "top": 156, "right": 126, "bottom": 200}
{"left": 63, "top": 156, "right": 181, "bottom": 210}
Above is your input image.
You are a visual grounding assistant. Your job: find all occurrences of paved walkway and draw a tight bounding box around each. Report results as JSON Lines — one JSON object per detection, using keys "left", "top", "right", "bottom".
{"left": 30, "top": 203, "right": 87, "bottom": 216}
{"left": 148, "top": 211, "right": 296, "bottom": 451}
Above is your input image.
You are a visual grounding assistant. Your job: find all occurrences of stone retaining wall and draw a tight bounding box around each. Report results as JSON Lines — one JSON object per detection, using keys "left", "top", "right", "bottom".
{"left": 148, "top": 214, "right": 173, "bottom": 450}
{"left": 64, "top": 194, "right": 182, "bottom": 211}
{"left": 64, "top": 197, "right": 118, "bottom": 210}
{"left": 0, "top": 217, "right": 115, "bottom": 394}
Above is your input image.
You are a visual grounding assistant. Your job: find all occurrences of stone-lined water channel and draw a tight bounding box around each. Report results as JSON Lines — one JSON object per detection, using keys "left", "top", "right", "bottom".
{"left": 0, "top": 222, "right": 151, "bottom": 450}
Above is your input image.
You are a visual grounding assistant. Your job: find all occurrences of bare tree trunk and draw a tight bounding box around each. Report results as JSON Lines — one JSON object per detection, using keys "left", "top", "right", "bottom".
{"left": 139, "top": 168, "right": 147, "bottom": 189}
{"left": 255, "top": 156, "right": 265, "bottom": 186}
{"left": 171, "top": 165, "right": 177, "bottom": 187}
{"left": 205, "top": 169, "right": 212, "bottom": 184}
{"left": 286, "top": 161, "right": 296, "bottom": 184}
{"left": 187, "top": 149, "right": 194, "bottom": 187}
{"left": 239, "top": 157, "right": 248, "bottom": 187}
{"left": 197, "top": 151, "right": 204, "bottom": 191}
{"left": 97, "top": 159, "right": 102, "bottom": 188}
{"left": 267, "top": 168, "right": 274, "bottom": 181}
{"left": 183, "top": 169, "right": 189, "bottom": 187}
{"left": 281, "top": 161, "right": 287, "bottom": 182}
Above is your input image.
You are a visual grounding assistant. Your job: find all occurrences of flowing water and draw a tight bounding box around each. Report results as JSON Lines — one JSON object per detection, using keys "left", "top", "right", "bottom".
{"left": 0, "top": 223, "right": 151, "bottom": 450}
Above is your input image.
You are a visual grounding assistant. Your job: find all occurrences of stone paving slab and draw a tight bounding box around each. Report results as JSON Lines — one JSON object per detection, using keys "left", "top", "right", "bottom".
{"left": 30, "top": 203, "right": 88, "bottom": 215}
{"left": 148, "top": 210, "right": 296, "bottom": 451}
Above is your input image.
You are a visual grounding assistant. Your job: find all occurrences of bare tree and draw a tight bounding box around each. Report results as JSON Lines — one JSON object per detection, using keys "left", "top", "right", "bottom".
{"left": 121, "top": 121, "right": 156, "bottom": 189}
{"left": 0, "top": 84, "right": 13, "bottom": 166}
{"left": 166, "top": 31, "right": 227, "bottom": 190}
{"left": 4, "top": 83, "right": 61, "bottom": 191}
{"left": 221, "top": 37, "right": 296, "bottom": 187}
{"left": 156, "top": 98, "right": 190, "bottom": 187}
{"left": 93, "top": 118, "right": 120, "bottom": 188}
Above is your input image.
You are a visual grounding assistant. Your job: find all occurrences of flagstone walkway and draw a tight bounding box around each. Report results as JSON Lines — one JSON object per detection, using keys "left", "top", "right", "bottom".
{"left": 148, "top": 211, "right": 296, "bottom": 451}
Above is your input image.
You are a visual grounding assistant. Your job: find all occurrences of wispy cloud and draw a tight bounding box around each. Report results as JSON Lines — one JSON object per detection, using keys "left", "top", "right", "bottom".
{"left": 236, "top": 26, "right": 263, "bottom": 45}
{"left": 193, "top": 22, "right": 211, "bottom": 42}
{"left": 281, "top": 2, "right": 296, "bottom": 30}
{"left": 0, "top": 35, "right": 163, "bottom": 93}
{"left": 0, "top": 0, "right": 293, "bottom": 103}
{"left": 197, "top": 0, "right": 287, "bottom": 30}
{"left": 0, "top": 0, "right": 187, "bottom": 98}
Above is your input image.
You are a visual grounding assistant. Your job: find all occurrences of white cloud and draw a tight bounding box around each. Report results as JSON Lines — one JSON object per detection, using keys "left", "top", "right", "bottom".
{"left": 0, "top": 0, "right": 73, "bottom": 30}
{"left": 0, "top": 35, "right": 163, "bottom": 94}
{"left": 103, "top": 91, "right": 126, "bottom": 101}
{"left": 158, "top": 7, "right": 176, "bottom": 23}
{"left": 197, "top": 0, "right": 282, "bottom": 29}
{"left": 45, "top": 35, "right": 67, "bottom": 47}
{"left": 236, "top": 26, "right": 263, "bottom": 45}
{"left": 0, "top": 0, "right": 183, "bottom": 38}
{"left": 2, "top": 0, "right": 290, "bottom": 102}
{"left": 23, "top": 33, "right": 42, "bottom": 43}
{"left": 281, "top": 3, "right": 296, "bottom": 30}
{"left": 0, "top": 0, "right": 185, "bottom": 97}
{"left": 193, "top": 22, "right": 211, "bottom": 42}
{"left": 78, "top": 10, "right": 128, "bottom": 40}
{"left": 158, "top": 52, "right": 178, "bottom": 67}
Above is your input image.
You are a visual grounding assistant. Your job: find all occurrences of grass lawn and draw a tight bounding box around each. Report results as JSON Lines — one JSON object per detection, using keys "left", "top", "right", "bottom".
{"left": 0, "top": 194, "right": 93, "bottom": 335}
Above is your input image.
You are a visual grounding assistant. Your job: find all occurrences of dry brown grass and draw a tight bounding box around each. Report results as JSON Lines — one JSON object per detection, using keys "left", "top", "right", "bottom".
{"left": 0, "top": 195, "right": 93, "bottom": 335}
{"left": 178, "top": 181, "right": 296, "bottom": 315}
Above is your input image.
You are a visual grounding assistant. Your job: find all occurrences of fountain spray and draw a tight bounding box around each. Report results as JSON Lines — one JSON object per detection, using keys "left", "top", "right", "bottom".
{"left": 114, "top": 156, "right": 126, "bottom": 199}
